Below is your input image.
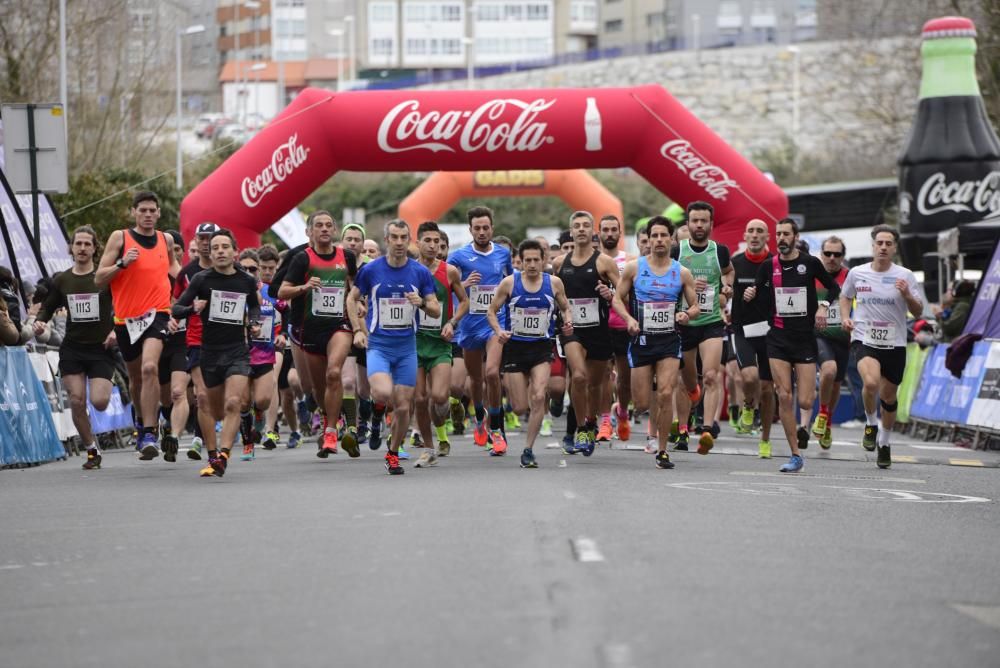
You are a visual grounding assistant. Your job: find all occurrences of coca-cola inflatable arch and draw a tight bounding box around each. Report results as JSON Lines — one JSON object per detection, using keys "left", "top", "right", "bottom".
{"left": 180, "top": 86, "right": 788, "bottom": 250}
{"left": 398, "top": 169, "right": 624, "bottom": 234}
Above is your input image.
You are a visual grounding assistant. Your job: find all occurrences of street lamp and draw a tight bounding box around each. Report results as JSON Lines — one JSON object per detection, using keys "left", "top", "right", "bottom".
{"left": 328, "top": 29, "right": 345, "bottom": 92}
{"left": 461, "top": 37, "right": 475, "bottom": 89}
{"left": 344, "top": 15, "right": 356, "bottom": 84}
{"left": 176, "top": 23, "right": 206, "bottom": 190}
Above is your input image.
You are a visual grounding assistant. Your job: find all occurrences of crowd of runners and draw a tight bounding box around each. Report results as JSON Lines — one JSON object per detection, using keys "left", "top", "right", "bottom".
{"left": 35, "top": 190, "right": 923, "bottom": 477}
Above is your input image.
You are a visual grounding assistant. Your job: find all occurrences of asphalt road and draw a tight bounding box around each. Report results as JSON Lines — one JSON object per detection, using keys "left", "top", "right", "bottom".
{"left": 2, "top": 422, "right": 998, "bottom": 668}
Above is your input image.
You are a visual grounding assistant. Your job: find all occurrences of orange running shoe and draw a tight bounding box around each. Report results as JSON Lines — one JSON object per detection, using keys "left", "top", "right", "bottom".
{"left": 473, "top": 419, "right": 488, "bottom": 447}
{"left": 617, "top": 415, "right": 631, "bottom": 442}
{"left": 319, "top": 430, "right": 338, "bottom": 457}
{"left": 489, "top": 430, "right": 508, "bottom": 455}
{"left": 596, "top": 418, "right": 613, "bottom": 443}
{"left": 688, "top": 384, "right": 702, "bottom": 404}
{"left": 697, "top": 430, "right": 714, "bottom": 455}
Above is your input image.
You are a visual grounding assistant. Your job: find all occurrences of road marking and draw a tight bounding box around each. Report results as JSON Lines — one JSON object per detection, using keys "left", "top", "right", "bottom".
{"left": 559, "top": 459, "right": 567, "bottom": 468}
{"left": 380, "top": 511, "right": 402, "bottom": 517}
{"left": 729, "top": 471, "right": 926, "bottom": 484}
{"left": 563, "top": 490, "right": 577, "bottom": 500}
{"left": 910, "top": 445, "right": 966, "bottom": 451}
{"left": 669, "top": 481, "right": 990, "bottom": 502}
{"left": 0, "top": 564, "right": 24, "bottom": 570}
{"left": 951, "top": 604, "right": 1000, "bottom": 631}
{"left": 891, "top": 455, "right": 918, "bottom": 463}
{"left": 599, "top": 643, "right": 635, "bottom": 668}
{"left": 949, "top": 459, "right": 985, "bottom": 467}
{"left": 545, "top": 441, "right": 561, "bottom": 449}
{"left": 571, "top": 537, "right": 605, "bottom": 562}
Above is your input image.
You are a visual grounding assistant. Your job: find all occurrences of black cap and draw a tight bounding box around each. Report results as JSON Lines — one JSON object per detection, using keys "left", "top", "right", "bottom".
{"left": 558, "top": 230, "right": 572, "bottom": 245}
{"left": 196, "top": 222, "right": 220, "bottom": 236}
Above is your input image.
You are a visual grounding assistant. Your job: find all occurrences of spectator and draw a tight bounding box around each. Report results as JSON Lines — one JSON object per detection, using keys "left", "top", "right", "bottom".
{"left": 935, "top": 280, "right": 975, "bottom": 342}
{"left": 0, "top": 298, "right": 19, "bottom": 345}
{"left": 0, "top": 267, "right": 21, "bottom": 332}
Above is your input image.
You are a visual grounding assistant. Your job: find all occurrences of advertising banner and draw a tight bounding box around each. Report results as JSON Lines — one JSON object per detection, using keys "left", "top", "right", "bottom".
{"left": 0, "top": 347, "right": 65, "bottom": 466}
{"left": 910, "top": 341, "right": 991, "bottom": 424}
{"left": 896, "top": 343, "right": 932, "bottom": 424}
{"left": 966, "top": 342, "right": 1000, "bottom": 430}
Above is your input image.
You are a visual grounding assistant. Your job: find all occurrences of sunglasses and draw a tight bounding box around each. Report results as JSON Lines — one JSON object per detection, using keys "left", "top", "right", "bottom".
{"left": 241, "top": 265, "right": 259, "bottom": 273}
{"left": 823, "top": 251, "right": 844, "bottom": 258}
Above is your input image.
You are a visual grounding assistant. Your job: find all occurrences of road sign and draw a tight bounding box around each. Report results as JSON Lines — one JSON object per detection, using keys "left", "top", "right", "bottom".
{"left": 1, "top": 103, "right": 68, "bottom": 194}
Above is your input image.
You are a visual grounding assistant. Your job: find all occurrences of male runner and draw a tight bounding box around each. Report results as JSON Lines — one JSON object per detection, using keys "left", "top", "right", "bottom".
{"left": 599, "top": 214, "right": 635, "bottom": 442}
{"left": 672, "top": 201, "right": 734, "bottom": 454}
{"left": 448, "top": 206, "right": 513, "bottom": 449}
{"left": 172, "top": 229, "right": 262, "bottom": 478}
{"left": 257, "top": 245, "right": 295, "bottom": 449}
{"left": 95, "top": 191, "right": 180, "bottom": 459}
{"left": 414, "top": 222, "right": 468, "bottom": 465}
{"left": 614, "top": 216, "right": 700, "bottom": 469}
{"left": 729, "top": 219, "right": 776, "bottom": 458}
{"left": 158, "top": 229, "right": 189, "bottom": 462}
{"left": 346, "top": 220, "right": 440, "bottom": 475}
{"left": 744, "top": 218, "right": 840, "bottom": 473}
{"left": 487, "top": 239, "right": 573, "bottom": 466}
{"left": 278, "top": 211, "right": 360, "bottom": 458}
{"left": 811, "top": 235, "right": 851, "bottom": 449}
{"left": 339, "top": 223, "right": 371, "bottom": 446}
{"left": 239, "top": 249, "right": 280, "bottom": 461}
{"left": 35, "top": 226, "right": 117, "bottom": 470}
{"left": 840, "top": 225, "right": 922, "bottom": 469}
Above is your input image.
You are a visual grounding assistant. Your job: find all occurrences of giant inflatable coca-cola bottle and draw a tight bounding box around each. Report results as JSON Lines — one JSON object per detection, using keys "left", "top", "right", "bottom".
{"left": 898, "top": 16, "right": 1000, "bottom": 276}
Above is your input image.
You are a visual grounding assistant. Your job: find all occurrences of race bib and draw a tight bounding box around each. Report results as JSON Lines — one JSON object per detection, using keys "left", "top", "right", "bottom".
{"left": 125, "top": 308, "right": 156, "bottom": 344}
{"left": 378, "top": 298, "right": 414, "bottom": 330}
{"left": 511, "top": 307, "right": 549, "bottom": 338}
{"left": 864, "top": 320, "right": 896, "bottom": 349}
{"left": 418, "top": 308, "right": 443, "bottom": 332}
{"left": 209, "top": 290, "right": 247, "bottom": 325}
{"left": 570, "top": 298, "right": 599, "bottom": 327}
{"left": 252, "top": 314, "right": 274, "bottom": 342}
{"left": 775, "top": 287, "right": 807, "bottom": 317}
{"left": 826, "top": 302, "right": 841, "bottom": 326}
{"left": 67, "top": 293, "right": 99, "bottom": 323}
{"left": 469, "top": 285, "right": 496, "bottom": 315}
{"left": 742, "top": 320, "right": 770, "bottom": 338}
{"left": 696, "top": 285, "right": 716, "bottom": 314}
{"left": 312, "top": 286, "right": 345, "bottom": 317}
{"left": 642, "top": 301, "right": 675, "bottom": 334}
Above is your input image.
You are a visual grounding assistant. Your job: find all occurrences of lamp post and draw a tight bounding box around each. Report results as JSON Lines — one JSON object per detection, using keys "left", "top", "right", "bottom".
{"left": 328, "top": 29, "right": 345, "bottom": 91}
{"left": 461, "top": 37, "right": 475, "bottom": 89}
{"left": 345, "top": 15, "right": 356, "bottom": 85}
{"left": 176, "top": 24, "right": 206, "bottom": 190}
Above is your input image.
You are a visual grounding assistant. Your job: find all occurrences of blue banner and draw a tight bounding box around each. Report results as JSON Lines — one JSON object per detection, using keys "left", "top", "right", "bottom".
{"left": 910, "top": 342, "right": 991, "bottom": 424}
{"left": 89, "top": 387, "right": 133, "bottom": 434}
{"left": 0, "top": 347, "right": 65, "bottom": 466}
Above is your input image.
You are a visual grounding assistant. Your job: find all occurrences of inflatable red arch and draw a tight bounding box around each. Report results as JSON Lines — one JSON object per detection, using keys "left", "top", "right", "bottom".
{"left": 180, "top": 85, "right": 788, "bottom": 250}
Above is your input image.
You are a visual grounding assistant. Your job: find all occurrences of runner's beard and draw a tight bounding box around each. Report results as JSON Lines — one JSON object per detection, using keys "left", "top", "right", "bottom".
{"left": 777, "top": 242, "right": 791, "bottom": 255}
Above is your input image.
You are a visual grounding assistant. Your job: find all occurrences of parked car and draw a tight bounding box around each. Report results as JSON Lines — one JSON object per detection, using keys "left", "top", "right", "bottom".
{"left": 194, "top": 113, "right": 227, "bottom": 139}
{"left": 214, "top": 123, "right": 250, "bottom": 145}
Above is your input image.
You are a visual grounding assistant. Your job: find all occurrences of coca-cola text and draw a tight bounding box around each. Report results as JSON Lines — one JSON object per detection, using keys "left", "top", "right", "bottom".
{"left": 241, "top": 135, "right": 310, "bottom": 208}
{"left": 916, "top": 171, "right": 1000, "bottom": 219}
{"left": 659, "top": 140, "right": 740, "bottom": 200}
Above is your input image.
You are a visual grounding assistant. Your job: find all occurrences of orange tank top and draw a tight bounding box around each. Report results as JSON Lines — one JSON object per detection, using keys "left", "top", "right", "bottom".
{"left": 111, "top": 229, "right": 172, "bottom": 322}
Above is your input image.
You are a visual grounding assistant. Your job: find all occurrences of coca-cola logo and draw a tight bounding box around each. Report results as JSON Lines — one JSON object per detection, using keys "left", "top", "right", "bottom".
{"left": 916, "top": 171, "right": 1000, "bottom": 219}
{"left": 377, "top": 99, "right": 556, "bottom": 154}
{"left": 241, "top": 134, "right": 310, "bottom": 208}
{"left": 659, "top": 140, "right": 740, "bottom": 200}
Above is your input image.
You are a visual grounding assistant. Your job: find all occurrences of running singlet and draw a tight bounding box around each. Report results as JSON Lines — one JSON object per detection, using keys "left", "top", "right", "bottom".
{"left": 841, "top": 262, "right": 919, "bottom": 349}
{"left": 557, "top": 251, "right": 608, "bottom": 330}
{"left": 816, "top": 266, "right": 850, "bottom": 342}
{"left": 417, "top": 260, "right": 453, "bottom": 339}
{"left": 608, "top": 251, "right": 629, "bottom": 330}
{"left": 39, "top": 269, "right": 114, "bottom": 346}
{"left": 110, "top": 229, "right": 172, "bottom": 322}
{"left": 633, "top": 257, "right": 683, "bottom": 337}
{"left": 448, "top": 242, "right": 513, "bottom": 335}
{"left": 353, "top": 257, "right": 437, "bottom": 338}
{"left": 172, "top": 269, "right": 261, "bottom": 351}
{"left": 283, "top": 247, "right": 356, "bottom": 329}
{"left": 509, "top": 272, "right": 556, "bottom": 342}
{"left": 754, "top": 253, "right": 840, "bottom": 334}
{"left": 675, "top": 239, "right": 726, "bottom": 327}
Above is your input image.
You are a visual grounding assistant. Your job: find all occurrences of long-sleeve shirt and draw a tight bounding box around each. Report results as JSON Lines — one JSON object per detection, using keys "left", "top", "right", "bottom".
{"left": 172, "top": 268, "right": 260, "bottom": 351}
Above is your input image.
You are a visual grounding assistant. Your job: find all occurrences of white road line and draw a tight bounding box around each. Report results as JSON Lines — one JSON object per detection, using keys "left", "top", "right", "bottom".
{"left": 559, "top": 459, "right": 567, "bottom": 468}
{"left": 729, "top": 471, "right": 926, "bottom": 484}
{"left": 571, "top": 537, "right": 605, "bottom": 563}
{"left": 909, "top": 445, "right": 966, "bottom": 452}
{"left": 0, "top": 564, "right": 25, "bottom": 570}
{"left": 563, "top": 490, "right": 577, "bottom": 500}
{"left": 599, "top": 643, "right": 635, "bottom": 668}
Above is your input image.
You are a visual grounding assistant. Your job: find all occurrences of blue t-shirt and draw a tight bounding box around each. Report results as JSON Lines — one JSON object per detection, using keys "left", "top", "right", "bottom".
{"left": 509, "top": 272, "right": 556, "bottom": 342}
{"left": 354, "top": 257, "right": 437, "bottom": 339}
{"left": 448, "top": 242, "right": 513, "bottom": 334}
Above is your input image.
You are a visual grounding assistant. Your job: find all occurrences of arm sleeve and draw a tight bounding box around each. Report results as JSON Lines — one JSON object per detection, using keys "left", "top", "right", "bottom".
{"left": 754, "top": 257, "right": 770, "bottom": 291}
{"left": 345, "top": 249, "right": 358, "bottom": 279}
{"left": 245, "top": 276, "right": 261, "bottom": 323}
{"left": 717, "top": 245, "right": 731, "bottom": 270}
{"left": 171, "top": 272, "right": 202, "bottom": 319}
{"left": 815, "top": 257, "right": 841, "bottom": 300}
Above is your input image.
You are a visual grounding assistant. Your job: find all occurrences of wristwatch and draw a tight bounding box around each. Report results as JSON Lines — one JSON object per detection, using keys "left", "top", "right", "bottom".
{"left": 818, "top": 300, "right": 830, "bottom": 308}
{"left": 115, "top": 258, "right": 126, "bottom": 269}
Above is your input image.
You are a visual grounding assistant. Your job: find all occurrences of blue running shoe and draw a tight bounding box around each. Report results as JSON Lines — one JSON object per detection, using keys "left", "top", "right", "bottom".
{"left": 138, "top": 433, "right": 159, "bottom": 460}
{"left": 561, "top": 433, "right": 576, "bottom": 455}
{"left": 356, "top": 421, "right": 370, "bottom": 445}
{"left": 296, "top": 401, "right": 311, "bottom": 433}
{"left": 369, "top": 421, "right": 383, "bottom": 451}
{"left": 397, "top": 446, "right": 409, "bottom": 460}
{"left": 287, "top": 431, "right": 301, "bottom": 449}
{"left": 780, "top": 454, "right": 804, "bottom": 473}
{"left": 572, "top": 430, "right": 589, "bottom": 454}
{"left": 580, "top": 434, "right": 596, "bottom": 457}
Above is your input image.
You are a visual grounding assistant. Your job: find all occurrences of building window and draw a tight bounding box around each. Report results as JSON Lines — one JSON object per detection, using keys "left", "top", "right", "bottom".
{"left": 372, "top": 38, "right": 394, "bottom": 55}
{"left": 442, "top": 5, "right": 462, "bottom": 21}
{"left": 406, "top": 38, "right": 427, "bottom": 54}
{"left": 406, "top": 4, "right": 425, "bottom": 21}
{"left": 504, "top": 4, "right": 523, "bottom": 20}
{"left": 526, "top": 4, "right": 548, "bottom": 20}
{"left": 371, "top": 3, "right": 396, "bottom": 22}
{"left": 570, "top": 2, "right": 596, "bottom": 22}
{"left": 604, "top": 18, "right": 623, "bottom": 32}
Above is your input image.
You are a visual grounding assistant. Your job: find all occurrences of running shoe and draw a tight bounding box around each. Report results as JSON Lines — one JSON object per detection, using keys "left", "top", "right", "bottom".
{"left": 451, "top": 416, "right": 465, "bottom": 437}
{"left": 438, "top": 440, "right": 451, "bottom": 457}
{"left": 262, "top": 431, "right": 279, "bottom": 450}
{"left": 505, "top": 411, "right": 520, "bottom": 431}
{"left": 540, "top": 417, "right": 553, "bottom": 437}
{"left": 410, "top": 430, "right": 423, "bottom": 449}
{"left": 297, "top": 401, "right": 311, "bottom": 434}
{"left": 862, "top": 424, "right": 878, "bottom": 451}
{"left": 253, "top": 407, "right": 265, "bottom": 443}
{"left": 758, "top": 440, "right": 772, "bottom": 459}
{"left": 201, "top": 451, "right": 228, "bottom": 478}
{"left": 674, "top": 431, "right": 689, "bottom": 452}
{"left": 473, "top": 419, "right": 489, "bottom": 447}
{"left": 241, "top": 443, "right": 255, "bottom": 461}
{"left": 550, "top": 398, "right": 565, "bottom": 418}
{"left": 342, "top": 427, "right": 360, "bottom": 458}
{"left": 779, "top": 454, "right": 804, "bottom": 473}
{"left": 797, "top": 426, "right": 810, "bottom": 451}
{"left": 287, "top": 431, "right": 301, "bottom": 449}
{"left": 385, "top": 451, "right": 404, "bottom": 475}
{"left": 311, "top": 411, "right": 323, "bottom": 436}
{"left": 317, "top": 430, "right": 338, "bottom": 458}
{"left": 819, "top": 426, "right": 833, "bottom": 450}
{"left": 161, "top": 435, "right": 179, "bottom": 463}
{"left": 728, "top": 408, "right": 739, "bottom": 429}
{"left": 414, "top": 451, "right": 438, "bottom": 468}
{"left": 138, "top": 433, "right": 159, "bottom": 460}
{"left": 573, "top": 429, "right": 589, "bottom": 454}
{"left": 187, "top": 437, "right": 203, "bottom": 460}
{"left": 596, "top": 418, "right": 613, "bottom": 443}
{"left": 520, "top": 448, "right": 538, "bottom": 468}
{"left": 398, "top": 446, "right": 410, "bottom": 460}
{"left": 812, "top": 413, "right": 828, "bottom": 438}
{"left": 876, "top": 444, "right": 891, "bottom": 469}
{"left": 356, "top": 421, "right": 370, "bottom": 445}
{"left": 616, "top": 412, "right": 631, "bottom": 442}
{"left": 82, "top": 448, "right": 102, "bottom": 470}
{"left": 562, "top": 433, "right": 577, "bottom": 455}
{"left": 738, "top": 407, "right": 755, "bottom": 433}
{"left": 199, "top": 462, "right": 215, "bottom": 477}
{"left": 489, "top": 430, "right": 508, "bottom": 456}
{"left": 580, "top": 431, "right": 596, "bottom": 457}
{"left": 369, "top": 420, "right": 383, "bottom": 451}
{"left": 450, "top": 398, "right": 466, "bottom": 431}
{"left": 644, "top": 436, "right": 657, "bottom": 455}
{"left": 697, "top": 430, "right": 714, "bottom": 455}
{"left": 655, "top": 450, "right": 675, "bottom": 469}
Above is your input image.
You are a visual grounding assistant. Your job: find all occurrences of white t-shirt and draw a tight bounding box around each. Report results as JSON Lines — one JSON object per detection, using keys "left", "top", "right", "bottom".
{"left": 841, "top": 262, "right": 919, "bottom": 348}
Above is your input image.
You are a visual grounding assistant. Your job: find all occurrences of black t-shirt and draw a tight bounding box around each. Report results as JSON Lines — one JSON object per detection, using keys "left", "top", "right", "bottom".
{"left": 282, "top": 247, "right": 358, "bottom": 327}
{"left": 730, "top": 251, "right": 772, "bottom": 328}
{"left": 39, "top": 269, "right": 114, "bottom": 346}
{"left": 172, "top": 268, "right": 261, "bottom": 351}
{"left": 267, "top": 243, "right": 310, "bottom": 300}
{"left": 752, "top": 252, "right": 840, "bottom": 333}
